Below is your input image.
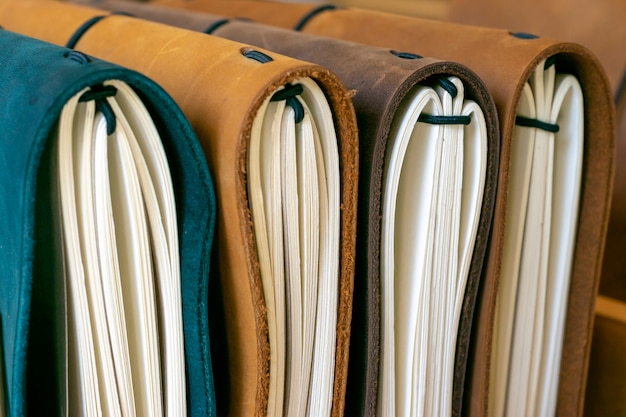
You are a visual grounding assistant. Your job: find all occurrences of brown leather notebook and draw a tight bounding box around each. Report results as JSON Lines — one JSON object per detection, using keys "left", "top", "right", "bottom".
{"left": 445, "top": 3, "right": 626, "bottom": 415}
{"left": 446, "top": 0, "right": 626, "bottom": 322}
{"left": 0, "top": 1, "right": 360, "bottom": 416}
{"left": 74, "top": 2, "right": 502, "bottom": 417}
{"left": 147, "top": 1, "right": 615, "bottom": 417}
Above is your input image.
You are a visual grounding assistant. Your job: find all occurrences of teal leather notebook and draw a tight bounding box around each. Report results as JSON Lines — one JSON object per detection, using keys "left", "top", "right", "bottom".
{"left": 0, "top": 30, "right": 216, "bottom": 416}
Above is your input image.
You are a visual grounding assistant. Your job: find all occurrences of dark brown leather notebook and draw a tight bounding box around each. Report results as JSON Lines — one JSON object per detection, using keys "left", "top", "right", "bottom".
{"left": 0, "top": 1, "right": 361, "bottom": 416}
{"left": 146, "top": 1, "right": 615, "bottom": 417}
{"left": 74, "top": 2, "right": 503, "bottom": 417}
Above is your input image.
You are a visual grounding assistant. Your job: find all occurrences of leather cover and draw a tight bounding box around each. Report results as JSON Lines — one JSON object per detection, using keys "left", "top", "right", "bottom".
{"left": 66, "top": 2, "right": 501, "bottom": 417}
{"left": 445, "top": 2, "right": 626, "bottom": 380}
{"left": 0, "top": 28, "right": 216, "bottom": 416}
{"left": 147, "top": 1, "right": 616, "bottom": 417}
{"left": 446, "top": 0, "right": 626, "bottom": 92}
{"left": 0, "top": 2, "right": 360, "bottom": 417}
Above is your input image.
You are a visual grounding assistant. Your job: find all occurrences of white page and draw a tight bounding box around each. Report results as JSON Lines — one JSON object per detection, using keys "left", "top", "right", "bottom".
{"left": 108, "top": 109, "right": 161, "bottom": 417}
{"left": 536, "top": 74, "right": 583, "bottom": 417}
{"left": 92, "top": 110, "right": 136, "bottom": 417}
{"left": 57, "top": 90, "right": 102, "bottom": 417}
{"left": 297, "top": 78, "right": 339, "bottom": 417}
{"left": 281, "top": 104, "right": 307, "bottom": 417}
{"left": 506, "top": 62, "right": 556, "bottom": 417}
{"left": 107, "top": 80, "right": 184, "bottom": 416}
{"left": 55, "top": 80, "right": 184, "bottom": 417}
{"left": 379, "top": 76, "right": 488, "bottom": 417}
{"left": 490, "top": 62, "right": 584, "bottom": 417}
{"left": 296, "top": 109, "right": 319, "bottom": 417}
{"left": 247, "top": 78, "right": 340, "bottom": 417}
{"left": 426, "top": 78, "right": 464, "bottom": 417}
{"left": 79, "top": 110, "right": 123, "bottom": 417}
{"left": 490, "top": 83, "right": 536, "bottom": 417}
{"left": 382, "top": 85, "right": 441, "bottom": 417}
{"left": 377, "top": 84, "right": 441, "bottom": 415}
{"left": 248, "top": 96, "right": 286, "bottom": 417}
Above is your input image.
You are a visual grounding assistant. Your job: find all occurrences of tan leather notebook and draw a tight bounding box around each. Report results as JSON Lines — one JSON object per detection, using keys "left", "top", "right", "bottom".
{"left": 148, "top": 1, "right": 616, "bottom": 417}
{"left": 0, "top": 1, "right": 360, "bottom": 416}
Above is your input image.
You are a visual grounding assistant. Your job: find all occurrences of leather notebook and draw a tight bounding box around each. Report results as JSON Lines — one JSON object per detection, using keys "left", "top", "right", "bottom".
{"left": 0, "top": 28, "right": 216, "bottom": 416}
{"left": 67, "top": 2, "right": 502, "bottom": 417}
{"left": 445, "top": 2, "right": 626, "bottom": 414}
{"left": 146, "top": 1, "right": 615, "bottom": 417}
{"left": 445, "top": 0, "right": 626, "bottom": 328}
{"left": 0, "top": 1, "right": 361, "bottom": 417}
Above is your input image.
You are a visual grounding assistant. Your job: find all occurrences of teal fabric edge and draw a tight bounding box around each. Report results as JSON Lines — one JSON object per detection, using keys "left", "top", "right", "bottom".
{"left": 0, "top": 30, "right": 216, "bottom": 417}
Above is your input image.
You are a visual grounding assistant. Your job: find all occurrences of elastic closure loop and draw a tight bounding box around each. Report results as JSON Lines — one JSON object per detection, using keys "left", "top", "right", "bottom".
{"left": 241, "top": 48, "right": 273, "bottom": 63}
{"left": 515, "top": 115, "right": 560, "bottom": 133}
{"left": 203, "top": 18, "right": 230, "bottom": 34}
{"left": 294, "top": 4, "right": 337, "bottom": 31}
{"left": 66, "top": 12, "right": 131, "bottom": 49}
{"left": 510, "top": 31, "right": 539, "bottom": 39}
{"left": 271, "top": 84, "right": 305, "bottom": 123}
{"left": 390, "top": 50, "right": 422, "bottom": 60}
{"left": 418, "top": 114, "right": 471, "bottom": 125}
{"left": 79, "top": 85, "right": 118, "bottom": 135}
{"left": 435, "top": 78, "right": 458, "bottom": 99}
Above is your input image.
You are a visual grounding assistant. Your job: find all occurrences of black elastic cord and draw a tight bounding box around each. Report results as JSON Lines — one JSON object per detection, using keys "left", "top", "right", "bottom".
{"left": 66, "top": 12, "right": 132, "bottom": 48}
{"left": 204, "top": 18, "right": 230, "bottom": 34}
{"left": 510, "top": 31, "right": 539, "bottom": 40}
{"left": 418, "top": 114, "right": 471, "bottom": 125}
{"left": 544, "top": 55, "right": 557, "bottom": 70}
{"left": 270, "top": 84, "right": 303, "bottom": 102}
{"left": 515, "top": 115, "right": 559, "bottom": 133}
{"left": 294, "top": 4, "right": 337, "bottom": 31}
{"left": 79, "top": 85, "right": 118, "bottom": 135}
{"left": 79, "top": 85, "right": 117, "bottom": 102}
{"left": 426, "top": 77, "right": 459, "bottom": 98}
{"left": 391, "top": 50, "right": 422, "bottom": 60}
{"left": 242, "top": 48, "right": 273, "bottom": 63}
{"left": 271, "top": 84, "right": 305, "bottom": 123}
{"left": 66, "top": 15, "right": 107, "bottom": 49}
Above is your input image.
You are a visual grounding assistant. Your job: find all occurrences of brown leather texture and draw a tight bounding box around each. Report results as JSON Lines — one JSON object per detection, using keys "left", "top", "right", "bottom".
{"left": 446, "top": 0, "right": 626, "bottom": 92}
{"left": 145, "top": 2, "right": 616, "bottom": 417}
{"left": 66, "top": 2, "right": 502, "bottom": 417}
{"left": 0, "top": 1, "right": 359, "bottom": 416}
